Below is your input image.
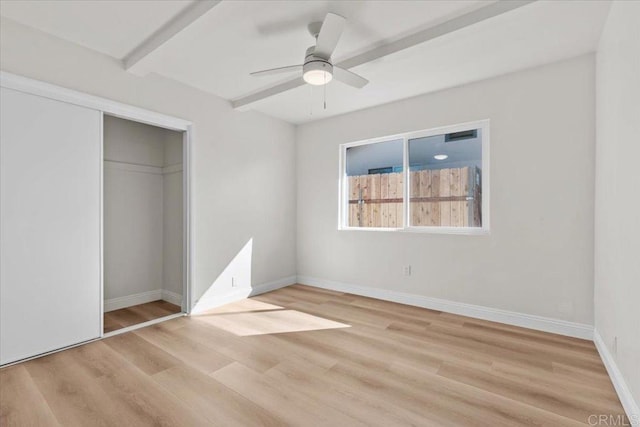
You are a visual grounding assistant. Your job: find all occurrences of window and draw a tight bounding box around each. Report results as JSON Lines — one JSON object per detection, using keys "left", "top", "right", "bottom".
{"left": 339, "top": 120, "right": 489, "bottom": 234}
{"left": 344, "top": 139, "right": 404, "bottom": 228}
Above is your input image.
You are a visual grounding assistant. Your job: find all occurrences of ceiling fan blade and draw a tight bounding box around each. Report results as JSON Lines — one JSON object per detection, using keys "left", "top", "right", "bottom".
{"left": 250, "top": 65, "right": 302, "bottom": 77}
{"left": 333, "top": 67, "right": 369, "bottom": 89}
{"left": 314, "top": 13, "right": 346, "bottom": 59}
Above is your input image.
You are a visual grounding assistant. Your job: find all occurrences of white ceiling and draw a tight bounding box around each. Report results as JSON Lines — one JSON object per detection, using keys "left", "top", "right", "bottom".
{"left": 142, "top": 0, "right": 487, "bottom": 99}
{"left": 0, "top": 0, "right": 195, "bottom": 59}
{"left": 0, "top": 0, "right": 611, "bottom": 125}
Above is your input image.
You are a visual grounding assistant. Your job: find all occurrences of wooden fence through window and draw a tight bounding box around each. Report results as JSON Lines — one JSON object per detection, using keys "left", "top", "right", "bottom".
{"left": 348, "top": 166, "right": 481, "bottom": 228}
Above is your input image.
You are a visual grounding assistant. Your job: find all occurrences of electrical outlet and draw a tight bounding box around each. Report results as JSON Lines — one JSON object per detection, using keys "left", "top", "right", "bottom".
{"left": 231, "top": 277, "right": 237, "bottom": 287}
{"left": 613, "top": 336, "right": 618, "bottom": 355}
{"left": 403, "top": 265, "right": 412, "bottom": 277}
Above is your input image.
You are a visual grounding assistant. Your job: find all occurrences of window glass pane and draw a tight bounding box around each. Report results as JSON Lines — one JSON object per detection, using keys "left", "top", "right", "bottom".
{"left": 408, "top": 128, "right": 482, "bottom": 227}
{"left": 346, "top": 140, "right": 403, "bottom": 228}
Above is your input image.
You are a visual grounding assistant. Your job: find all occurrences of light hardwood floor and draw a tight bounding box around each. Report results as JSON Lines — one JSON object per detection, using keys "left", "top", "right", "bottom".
{"left": 0, "top": 285, "right": 627, "bottom": 426}
{"left": 104, "top": 300, "right": 182, "bottom": 333}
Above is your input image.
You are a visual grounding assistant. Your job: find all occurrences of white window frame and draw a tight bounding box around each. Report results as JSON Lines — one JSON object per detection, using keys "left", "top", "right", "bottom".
{"left": 338, "top": 119, "right": 490, "bottom": 235}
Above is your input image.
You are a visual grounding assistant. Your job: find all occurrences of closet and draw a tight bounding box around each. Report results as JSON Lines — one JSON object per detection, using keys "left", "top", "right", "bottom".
{"left": 102, "top": 116, "right": 184, "bottom": 333}
{"left": 0, "top": 74, "right": 190, "bottom": 365}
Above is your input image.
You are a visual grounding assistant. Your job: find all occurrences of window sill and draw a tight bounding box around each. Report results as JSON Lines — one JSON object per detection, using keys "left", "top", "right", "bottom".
{"left": 338, "top": 226, "right": 490, "bottom": 236}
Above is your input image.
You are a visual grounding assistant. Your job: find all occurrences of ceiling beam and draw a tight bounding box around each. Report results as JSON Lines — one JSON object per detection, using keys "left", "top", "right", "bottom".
{"left": 233, "top": 78, "right": 306, "bottom": 112}
{"left": 231, "top": 0, "right": 535, "bottom": 111}
{"left": 123, "top": 0, "right": 221, "bottom": 76}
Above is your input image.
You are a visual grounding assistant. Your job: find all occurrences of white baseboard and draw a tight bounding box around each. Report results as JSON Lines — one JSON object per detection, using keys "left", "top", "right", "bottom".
{"left": 104, "top": 290, "right": 163, "bottom": 312}
{"left": 105, "top": 289, "right": 183, "bottom": 312}
{"left": 249, "top": 275, "right": 298, "bottom": 297}
{"left": 594, "top": 330, "right": 640, "bottom": 422}
{"left": 161, "top": 290, "right": 183, "bottom": 306}
{"left": 190, "top": 275, "right": 297, "bottom": 314}
{"left": 296, "top": 276, "right": 594, "bottom": 340}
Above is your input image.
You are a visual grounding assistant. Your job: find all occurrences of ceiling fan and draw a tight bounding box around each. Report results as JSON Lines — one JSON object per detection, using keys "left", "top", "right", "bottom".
{"left": 249, "top": 13, "right": 369, "bottom": 89}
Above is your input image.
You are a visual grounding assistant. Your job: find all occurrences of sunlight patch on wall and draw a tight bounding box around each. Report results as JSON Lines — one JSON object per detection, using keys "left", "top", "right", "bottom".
{"left": 191, "top": 238, "right": 253, "bottom": 314}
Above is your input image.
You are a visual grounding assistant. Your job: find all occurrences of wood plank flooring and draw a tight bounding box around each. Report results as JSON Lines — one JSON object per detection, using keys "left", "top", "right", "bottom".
{"left": 1, "top": 285, "right": 627, "bottom": 426}
{"left": 103, "top": 300, "right": 182, "bottom": 333}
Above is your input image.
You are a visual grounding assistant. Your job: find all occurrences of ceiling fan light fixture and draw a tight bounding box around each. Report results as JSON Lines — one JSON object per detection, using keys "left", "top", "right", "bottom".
{"left": 303, "top": 69, "right": 332, "bottom": 85}
{"left": 303, "top": 60, "right": 333, "bottom": 85}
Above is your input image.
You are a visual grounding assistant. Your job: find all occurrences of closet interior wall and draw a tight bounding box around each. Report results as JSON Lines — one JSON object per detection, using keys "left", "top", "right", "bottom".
{"left": 103, "top": 115, "right": 183, "bottom": 312}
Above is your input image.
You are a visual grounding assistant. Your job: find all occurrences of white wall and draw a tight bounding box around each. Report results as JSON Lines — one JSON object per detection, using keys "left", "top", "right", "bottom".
{"left": 594, "top": 0, "right": 640, "bottom": 411}
{"left": 103, "top": 158, "right": 163, "bottom": 300}
{"left": 103, "top": 115, "right": 183, "bottom": 304}
{"left": 162, "top": 131, "right": 184, "bottom": 297}
{"left": 104, "top": 115, "right": 167, "bottom": 167}
{"left": 0, "top": 17, "right": 297, "bottom": 309}
{"left": 296, "top": 54, "right": 595, "bottom": 325}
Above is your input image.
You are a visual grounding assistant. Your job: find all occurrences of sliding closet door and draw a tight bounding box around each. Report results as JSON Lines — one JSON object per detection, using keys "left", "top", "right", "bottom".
{"left": 0, "top": 87, "right": 101, "bottom": 365}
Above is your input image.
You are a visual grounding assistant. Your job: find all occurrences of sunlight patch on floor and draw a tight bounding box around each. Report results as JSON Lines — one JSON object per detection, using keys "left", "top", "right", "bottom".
{"left": 195, "top": 299, "right": 284, "bottom": 315}
{"left": 195, "top": 309, "right": 350, "bottom": 336}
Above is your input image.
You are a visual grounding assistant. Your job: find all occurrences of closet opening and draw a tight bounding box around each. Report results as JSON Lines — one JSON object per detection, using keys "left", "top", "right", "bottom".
{"left": 102, "top": 115, "right": 187, "bottom": 334}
